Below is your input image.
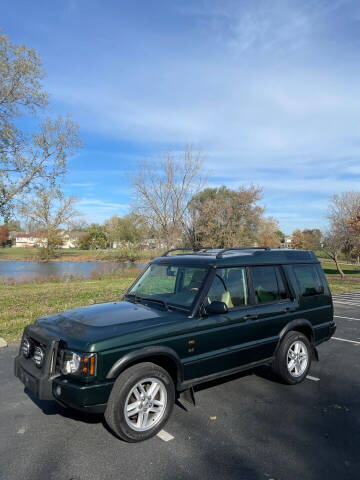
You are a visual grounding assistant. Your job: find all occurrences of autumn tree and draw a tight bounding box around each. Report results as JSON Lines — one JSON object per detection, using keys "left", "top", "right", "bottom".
{"left": 19, "top": 188, "right": 78, "bottom": 260}
{"left": 187, "top": 185, "right": 275, "bottom": 248}
{"left": 291, "top": 229, "right": 304, "bottom": 249}
{"left": 132, "top": 147, "right": 206, "bottom": 248}
{"left": 257, "top": 217, "right": 282, "bottom": 248}
{"left": 0, "top": 32, "right": 81, "bottom": 221}
{"left": 302, "top": 229, "right": 322, "bottom": 250}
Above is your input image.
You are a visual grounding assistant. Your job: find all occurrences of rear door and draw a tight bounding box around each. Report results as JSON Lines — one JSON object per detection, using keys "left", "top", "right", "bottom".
{"left": 245, "top": 265, "right": 298, "bottom": 356}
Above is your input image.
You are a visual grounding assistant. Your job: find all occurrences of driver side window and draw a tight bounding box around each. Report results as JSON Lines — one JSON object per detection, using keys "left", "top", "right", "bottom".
{"left": 207, "top": 267, "right": 248, "bottom": 309}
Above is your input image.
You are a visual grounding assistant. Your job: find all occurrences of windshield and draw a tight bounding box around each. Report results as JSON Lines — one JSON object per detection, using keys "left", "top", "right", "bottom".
{"left": 127, "top": 264, "right": 208, "bottom": 309}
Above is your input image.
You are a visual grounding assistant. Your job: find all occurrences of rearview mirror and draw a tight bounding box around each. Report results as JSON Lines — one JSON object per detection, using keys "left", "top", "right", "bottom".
{"left": 205, "top": 301, "right": 228, "bottom": 315}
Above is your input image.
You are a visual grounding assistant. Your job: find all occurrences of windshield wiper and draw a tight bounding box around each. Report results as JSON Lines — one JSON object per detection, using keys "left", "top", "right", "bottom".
{"left": 136, "top": 296, "right": 169, "bottom": 311}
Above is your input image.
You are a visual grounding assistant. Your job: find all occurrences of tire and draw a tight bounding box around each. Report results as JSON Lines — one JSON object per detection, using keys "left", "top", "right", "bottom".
{"left": 104, "top": 362, "right": 175, "bottom": 442}
{"left": 272, "top": 331, "right": 312, "bottom": 385}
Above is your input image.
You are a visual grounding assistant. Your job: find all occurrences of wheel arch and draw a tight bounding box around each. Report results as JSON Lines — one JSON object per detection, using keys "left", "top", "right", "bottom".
{"left": 105, "top": 346, "right": 183, "bottom": 387}
{"left": 275, "top": 319, "right": 315, "bottom": 357}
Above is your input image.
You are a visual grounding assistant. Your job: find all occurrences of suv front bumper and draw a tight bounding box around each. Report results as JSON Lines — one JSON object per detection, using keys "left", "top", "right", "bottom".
{"left": 15, "top": 352, "right": 114, "bottom": 412}
{"left": 15, "top": 353, "right": 57, "bottom": 400}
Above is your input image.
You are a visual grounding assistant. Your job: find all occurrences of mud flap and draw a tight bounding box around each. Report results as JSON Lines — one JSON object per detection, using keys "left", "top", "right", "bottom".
{"left": 312, "top": 346, "right": 319, "bottom": 361}
{"left": 179, "top": 387, "right": 196, "bottom": 409}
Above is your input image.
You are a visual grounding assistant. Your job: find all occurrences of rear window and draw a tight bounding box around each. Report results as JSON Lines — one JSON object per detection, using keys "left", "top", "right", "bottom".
{"left": 251, "top": 266, "right": 289, "bottom": 304}
{"left": 293, "top": 265, "right": 323, "bottom": 296}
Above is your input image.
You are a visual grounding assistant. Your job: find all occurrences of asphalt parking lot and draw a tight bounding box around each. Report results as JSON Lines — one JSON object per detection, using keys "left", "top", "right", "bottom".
{"left": 1, "top": 294, "right": 360, "bottom": 480}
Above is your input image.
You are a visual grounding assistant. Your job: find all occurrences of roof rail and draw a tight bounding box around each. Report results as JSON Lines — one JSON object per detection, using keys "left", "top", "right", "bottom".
{"left": 161, "top": 247, "right": 214, "bottom": 257}
{"left": 216, "top": 246, "right": 270, "bottom": 259}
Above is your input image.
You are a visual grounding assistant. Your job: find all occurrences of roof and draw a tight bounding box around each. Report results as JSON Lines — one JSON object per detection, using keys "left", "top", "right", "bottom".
{"left": 152, "top": 248, "right": 319, "bottom": 267}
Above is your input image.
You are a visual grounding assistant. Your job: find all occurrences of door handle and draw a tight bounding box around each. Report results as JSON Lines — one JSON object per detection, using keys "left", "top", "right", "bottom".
{"left": 284, "top": 306, "right": 296, "bottom": 313}
{"left": 243, "top": 314, "right": 258, "bottom": 320}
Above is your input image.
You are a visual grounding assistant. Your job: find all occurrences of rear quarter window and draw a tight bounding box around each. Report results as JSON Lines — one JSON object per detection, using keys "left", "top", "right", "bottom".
{"left": 292, "top": 264, "right": 323, "bottom": 296}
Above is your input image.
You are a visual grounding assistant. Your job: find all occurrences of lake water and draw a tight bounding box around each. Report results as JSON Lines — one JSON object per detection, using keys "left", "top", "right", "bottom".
{"left": 0, "top": 261, "right": 145, "bottom": 283}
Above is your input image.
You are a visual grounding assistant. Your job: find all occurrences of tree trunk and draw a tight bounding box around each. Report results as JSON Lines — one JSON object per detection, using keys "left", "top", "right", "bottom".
{"left": 334, "top": 255, "right": 345, "bottom": 279}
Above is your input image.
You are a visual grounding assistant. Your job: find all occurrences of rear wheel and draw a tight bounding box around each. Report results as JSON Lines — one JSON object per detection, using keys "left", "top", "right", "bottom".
{"left": 272, "top": 331, "right": 311, "bottom": 384}
{"left": 104, "top": 362, "right": 175, "bottom": 442}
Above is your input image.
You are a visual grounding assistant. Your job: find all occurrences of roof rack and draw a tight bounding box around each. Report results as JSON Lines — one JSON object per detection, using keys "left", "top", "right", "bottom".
{"left": 161, "top": 247, "right": 214, "bottom": 257}
{"left": 216, "top": 246, "right": 270, "bottom": 259}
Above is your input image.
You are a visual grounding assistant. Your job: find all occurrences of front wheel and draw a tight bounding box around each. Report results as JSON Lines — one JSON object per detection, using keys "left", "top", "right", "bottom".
{"left": 104, "top": 362, "right": 175, "bottom": 442}
{"left": 272, "top": 331, "right": 312, "bottom": 384}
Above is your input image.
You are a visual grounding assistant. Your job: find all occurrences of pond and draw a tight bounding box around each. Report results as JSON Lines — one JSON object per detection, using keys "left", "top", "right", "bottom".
{"left": 0, "top": 261, "right": 146, "bottom": 283}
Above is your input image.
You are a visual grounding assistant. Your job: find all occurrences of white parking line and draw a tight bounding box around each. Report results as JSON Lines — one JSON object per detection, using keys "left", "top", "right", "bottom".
{"left": 333, "top": 301, "right": 360, "bottom": 307}
{"left": 157, "top": 430, "right": 174, "bottom": 442}
{"left": 334, "top": 315, "right": 360, "bottom": 321}
{"left": 306, "top": 375, "right": 320, "bottom": 381}
{"left": 332, "top": 337, "right": 360, "bottom": 345}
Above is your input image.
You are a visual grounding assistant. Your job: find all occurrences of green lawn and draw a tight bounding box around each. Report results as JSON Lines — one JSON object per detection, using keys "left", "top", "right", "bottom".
{"left": 0, "top": 276, "right": 136, "bottom": 343}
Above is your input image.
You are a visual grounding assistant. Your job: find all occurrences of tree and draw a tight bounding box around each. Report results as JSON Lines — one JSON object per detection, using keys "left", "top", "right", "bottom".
{"left": 187, "top": 185, "right": 266, "bottom": 247}
{"left": 0, "top": 33, "right": 81, "bottom": 221}
{"left": 19, "top": 188, "right": 78, "bottom": 260}
{"left": 291, "top": 229, "right": 304, "bottom": 249}
{"left": 132, "top": 147, "right": 206, "bottom": 248}
{"left": 77, "top": 224, "right": 109, "bottom": 250}
{"left": 0, "top": 224, "right": 9, "bottom": 247}
{"left": 322, "top": 229, "right": 345, "bottom": 278}
{"left": 320, "top": 192, "right": 360, "bottom": 277}
{"left": 257, "top": 217, "right": 282, "bottom": 248}
{"left": 302, "top": 229, "right": 322, "bottom": 250}
{"left": 105, "top": 213, "right": 146, "bottom": 246}
{"left": 5, "top": 219, "right": 22, "bottom": 231}
{"left": 327, "top": 192, "right": 360, "bottom": 256}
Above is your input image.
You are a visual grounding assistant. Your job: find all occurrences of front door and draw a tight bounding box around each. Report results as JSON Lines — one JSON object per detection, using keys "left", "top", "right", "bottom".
{"left": 190, "top": 266, "right": 261, "bottom": 378}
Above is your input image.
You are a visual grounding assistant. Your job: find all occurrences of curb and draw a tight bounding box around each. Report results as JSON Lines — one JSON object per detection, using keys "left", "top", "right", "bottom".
{"left": 0, "top": 337, "right": 8, "bottom": 348}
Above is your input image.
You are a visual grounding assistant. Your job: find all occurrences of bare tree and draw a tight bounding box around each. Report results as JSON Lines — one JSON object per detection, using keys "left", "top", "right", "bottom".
{"left": 132, "top": 147, "right": 206, "bottom": 248}
{"left": 20, "top": 188, "right": 78, "bottom": 260}
{"left": 0, "top": 33, "right": 81, "bottom": 221}
{"left": 322, "top": 229, "right": 345, "bottom": 278}
{"left": 321, "top": 192, "right": 360, "bottom": 277}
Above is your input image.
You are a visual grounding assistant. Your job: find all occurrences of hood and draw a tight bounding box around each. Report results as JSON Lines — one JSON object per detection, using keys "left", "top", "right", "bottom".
{"left": 36, "top": 301, "right": 185, "bottom": 351}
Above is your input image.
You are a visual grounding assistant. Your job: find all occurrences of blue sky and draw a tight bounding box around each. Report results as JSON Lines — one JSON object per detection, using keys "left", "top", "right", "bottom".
{"left": 2, "top": 0, "right": 360, "bottom": 233}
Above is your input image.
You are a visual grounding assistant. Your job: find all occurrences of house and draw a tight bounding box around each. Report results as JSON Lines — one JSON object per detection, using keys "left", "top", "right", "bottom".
{"left": 13, "top": 232, "right": 47, "bottom": 248}
{"left": 61, "top": 231, "right": 83, "bottom": 249}
{"left": 282, "top": 235, "right": 293, "bottom": 249}
{"left": 13, "top": 231, "right": 82, "bottom": 249}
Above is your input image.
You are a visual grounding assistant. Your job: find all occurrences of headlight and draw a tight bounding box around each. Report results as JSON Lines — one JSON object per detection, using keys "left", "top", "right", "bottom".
{"left": 21, "top": 337, "right": 31, "bottom": 358}
{"left": 34, "top": 346, "right": 44, "bottom": 368}
{"left": 61, "top": 350, "right": 97, "bottom": 378}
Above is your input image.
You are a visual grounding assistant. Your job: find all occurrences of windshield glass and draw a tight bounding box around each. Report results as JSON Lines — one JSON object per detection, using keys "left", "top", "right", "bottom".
{"left": 128, "top": 264, "right": 208, "bottom": 309}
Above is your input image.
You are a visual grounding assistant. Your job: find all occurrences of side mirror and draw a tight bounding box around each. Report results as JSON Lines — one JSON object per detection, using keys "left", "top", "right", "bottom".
{"left": 205, "top": 301, "right": 228, "bottom": 315}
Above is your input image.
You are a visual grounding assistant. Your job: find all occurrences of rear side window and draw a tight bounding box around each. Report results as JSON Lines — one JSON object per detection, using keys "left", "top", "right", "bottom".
{"left": 293, "top": 265, "right": 323, "bottom": 296}
{"left": 251, "top": 266, "right": 289, "bottom": 304}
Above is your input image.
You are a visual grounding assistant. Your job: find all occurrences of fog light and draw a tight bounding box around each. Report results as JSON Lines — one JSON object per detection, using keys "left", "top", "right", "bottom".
{"left": 22, "top": 338, "right": 31, "bottom": 358}
{"left": 55, "top": 386, "right": 62, "bottom": 396}
{"left": 33, "top": 346, "right": 44, "bottom": 368}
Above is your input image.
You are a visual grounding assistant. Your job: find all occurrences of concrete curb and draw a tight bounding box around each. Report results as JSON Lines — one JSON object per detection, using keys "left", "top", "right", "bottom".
{"left": 0, "top": 337, "right": 8, "bottom": 348}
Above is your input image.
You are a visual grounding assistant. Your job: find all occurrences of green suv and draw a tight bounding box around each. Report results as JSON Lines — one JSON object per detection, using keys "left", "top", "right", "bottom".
{"left": 15, "top": 247, "right": 336, "bottom": 442}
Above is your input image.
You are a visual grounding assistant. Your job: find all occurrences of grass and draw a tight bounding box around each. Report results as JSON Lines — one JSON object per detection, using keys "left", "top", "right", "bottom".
{"left": 1, "top": 256, "right": 360, "bottom": 343}
{"left": 0, "top": 275, "right": 138, "bottom": 343}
